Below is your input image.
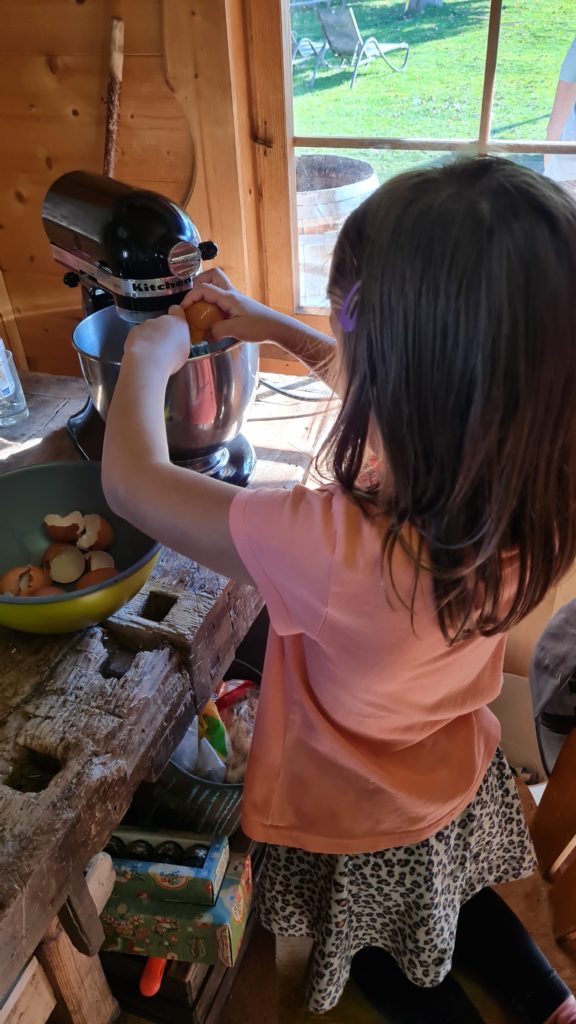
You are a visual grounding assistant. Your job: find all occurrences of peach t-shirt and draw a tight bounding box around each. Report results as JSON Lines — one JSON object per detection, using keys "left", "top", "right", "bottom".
{"left": 229, "top": 483, "right": 504, "bottom": 854}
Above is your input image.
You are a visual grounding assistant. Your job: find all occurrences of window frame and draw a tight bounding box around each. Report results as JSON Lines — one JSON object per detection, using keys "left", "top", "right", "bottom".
{"left": 246, "top": 0, "right": 576, "bottom": 343}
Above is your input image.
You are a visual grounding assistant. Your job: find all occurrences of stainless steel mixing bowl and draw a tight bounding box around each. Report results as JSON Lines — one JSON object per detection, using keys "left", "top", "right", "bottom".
{"left": 72, "top": 305, "right": 259, "bottom": 463}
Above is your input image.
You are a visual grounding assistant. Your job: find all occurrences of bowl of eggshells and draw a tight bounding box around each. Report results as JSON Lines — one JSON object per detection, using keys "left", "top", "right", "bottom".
{"left": 0, "top": 461, "right": 160, "bottom": 634}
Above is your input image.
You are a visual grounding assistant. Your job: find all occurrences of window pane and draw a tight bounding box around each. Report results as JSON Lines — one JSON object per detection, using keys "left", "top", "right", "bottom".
{"left": 296, "top": 147, "right": 452, "bottom": 309}
{"left": 491, "top": 3, "right": 574, "bottom": 149}
{"left": 290, "top": 0, "right": 490, "bottom": 140}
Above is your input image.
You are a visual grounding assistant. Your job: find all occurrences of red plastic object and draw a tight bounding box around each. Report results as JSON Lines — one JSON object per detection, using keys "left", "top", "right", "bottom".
{"left": 139, "top": 957, "right": 167, "bottom": 997}
{"left": 215, "top": 680, "right": 257, "bottom": 712}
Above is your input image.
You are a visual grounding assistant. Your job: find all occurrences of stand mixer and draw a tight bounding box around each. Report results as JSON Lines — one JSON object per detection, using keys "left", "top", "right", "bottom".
{"left": 41, "top": 171, "right": 258, "bottom": 485}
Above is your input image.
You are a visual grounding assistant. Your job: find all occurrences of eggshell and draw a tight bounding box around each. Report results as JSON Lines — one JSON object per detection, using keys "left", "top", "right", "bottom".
{"left": 76, "top": 514, "right": 114, "bottom": 552}
{"left": 0, "top": 565, "right": 51, "bottom": 596}
{"left": 42, "top": 542, "right": 69, "bottom": 569}
{"left": 43, "top": 511, "right": 85, "bottom": 542}
{"left": 84, "top": 550, "right": 116, "bottom": 571}
{"left": 33, "top": 586, "right": 65, "bottom": 597}
{"left": 47, "top": 545, "right": 86, "bottom": 584}
{"left": 73, "top": 567, "right": 119, "bottom": 591}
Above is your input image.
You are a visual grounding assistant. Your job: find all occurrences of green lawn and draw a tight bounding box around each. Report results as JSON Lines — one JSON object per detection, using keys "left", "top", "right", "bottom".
{"left": 291, "top": 0, "right": 574, "bottom": 180}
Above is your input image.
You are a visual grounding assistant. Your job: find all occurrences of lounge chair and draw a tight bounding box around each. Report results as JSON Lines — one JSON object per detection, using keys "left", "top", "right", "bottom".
{"left": 291, "top": 31, "right": 326, "bottom": 68}
{"left": 312, "top": 5, "right": 409, "bottom": 89}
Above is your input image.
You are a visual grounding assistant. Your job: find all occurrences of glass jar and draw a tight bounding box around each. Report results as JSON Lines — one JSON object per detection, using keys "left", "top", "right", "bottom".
{"left": 0, "top": 343, "right": 29, "bottom": 428}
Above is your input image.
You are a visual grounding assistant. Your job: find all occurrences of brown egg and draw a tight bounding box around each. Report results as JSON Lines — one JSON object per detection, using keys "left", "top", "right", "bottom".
{"left": 73, "top": 567, "right": 119, "bottom": 591}
{"left": 185, "top": 300, "right": 225, "bottom": 338}
{"left": 34, "top": 586, "right": 66, "bottom": 597}
{"left": 0, "top": 565, "right": 51, "bottom": 597}
{"left": 43, "top": 511, "right": 85, "bottom": 542}
{"left": 76, "top": 514, "right": 114, "bottom": 552}
{"left": 46, "top": 544, "right": 86, "bottom": 584}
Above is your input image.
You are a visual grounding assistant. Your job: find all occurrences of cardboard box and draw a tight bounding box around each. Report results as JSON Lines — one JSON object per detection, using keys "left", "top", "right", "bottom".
{"left": 101, "top": 852, "right": 252, "bottom": 967}
{"left": 110, "top": 828, "right": 229, "bottom": 907}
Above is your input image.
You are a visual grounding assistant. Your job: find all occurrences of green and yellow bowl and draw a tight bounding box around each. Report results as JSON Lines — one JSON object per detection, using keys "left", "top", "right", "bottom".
{"left": 0, "top": 461, "right": 160, "bottom": 635}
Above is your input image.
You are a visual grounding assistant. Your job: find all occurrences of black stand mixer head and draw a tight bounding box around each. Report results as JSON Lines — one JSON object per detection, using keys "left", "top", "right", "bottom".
{"left": 41, "top": 171, "right": 256, "bottom": 487}
{"left": 42, "top": 171, "right": 217, "bottom": 320}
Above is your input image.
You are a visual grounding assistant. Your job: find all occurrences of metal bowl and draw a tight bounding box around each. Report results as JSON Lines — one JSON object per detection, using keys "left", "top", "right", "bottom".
{"left": 0, "top": 461, "right": 160, "bottom": 634}
{"left": 73, "top": 306, "right": 259, "bottom": 461}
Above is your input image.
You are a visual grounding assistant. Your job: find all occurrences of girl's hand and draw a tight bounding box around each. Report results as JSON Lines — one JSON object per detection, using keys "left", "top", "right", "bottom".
{"left": 123, "top": 306, "right": 190, "bottom": 377}
{"left": 181, "top": 268, "right": 289, "bottom": 345}
{"left": 182, "top": 268, "right": 337, "bottom": 386}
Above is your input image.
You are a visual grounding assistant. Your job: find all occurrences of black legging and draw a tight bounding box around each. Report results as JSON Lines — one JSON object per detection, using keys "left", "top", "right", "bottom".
{"left": 350, "top": 887, "right": 570, "bottom": 1024}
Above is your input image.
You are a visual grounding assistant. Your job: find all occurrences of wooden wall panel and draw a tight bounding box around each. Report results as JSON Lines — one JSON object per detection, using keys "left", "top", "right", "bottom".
{"left": 0, "top": 1, "right": 196, "bottom": 374}
{"left": 0, "top": 0, "right": 162, "bottom": 56}
{"left": 242, "top": 0, "right": 296, "bottom": 313}
{"left": 3, "top": 271, "right": 84, "bottom": 375}
{"left": 0, "top": 0, "right": 301, "bottom": 377}
{"left": 162, "top": 0, "right": 250, "bottom": 292}
{"left": 227, "top": 0, "right": 265, "bottom": 302}
{"left": 0, "top": 270, "right": 27, "bottom": 372}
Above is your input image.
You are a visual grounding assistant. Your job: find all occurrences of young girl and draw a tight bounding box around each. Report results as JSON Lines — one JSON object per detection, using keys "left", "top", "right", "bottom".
{"left": 102, "top": 157, "right": 576, "bottom": 1023}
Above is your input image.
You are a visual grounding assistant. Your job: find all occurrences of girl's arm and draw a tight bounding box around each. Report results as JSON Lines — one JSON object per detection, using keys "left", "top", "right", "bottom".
{"left": 181, "top": 269, "right": 338, "bottom": 387}
{"left": 545, "top": 80, "right": 576, "bottom": 166}
{"left": 101, "top": 307, "right": 254, "bottom": 583}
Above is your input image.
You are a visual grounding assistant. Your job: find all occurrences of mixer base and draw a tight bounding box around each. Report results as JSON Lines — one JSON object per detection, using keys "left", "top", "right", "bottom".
{"left": 175, "top": 433, "right": 256, "bottom": 487}
{"left": 67, "top": 400, "right": 255, "bottom": 487}
{"left": 67, "top": 399, "right": 106, "bottom": 461}
{"left": 223, "top": 433, "right": 256, "bottom": 486}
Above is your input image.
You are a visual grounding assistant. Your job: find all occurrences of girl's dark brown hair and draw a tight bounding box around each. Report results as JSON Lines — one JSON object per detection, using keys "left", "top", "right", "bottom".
{"left": 324, "top": 156, "right": 576, "bottom": 643}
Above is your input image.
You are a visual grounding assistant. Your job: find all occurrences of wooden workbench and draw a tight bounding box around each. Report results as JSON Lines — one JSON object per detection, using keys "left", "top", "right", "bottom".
{"left": 0, "top": 371, "right": 328, "bottom": 1018}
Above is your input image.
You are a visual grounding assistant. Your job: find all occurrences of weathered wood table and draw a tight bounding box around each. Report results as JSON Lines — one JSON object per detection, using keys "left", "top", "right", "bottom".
{"left": 0, "top": 372, "right": 327, "bottom": 1021}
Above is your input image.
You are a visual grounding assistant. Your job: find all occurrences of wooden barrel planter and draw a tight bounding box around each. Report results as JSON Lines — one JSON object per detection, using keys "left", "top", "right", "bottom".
{"left": 296, "top": 153, "right": 378, "bottom": 308}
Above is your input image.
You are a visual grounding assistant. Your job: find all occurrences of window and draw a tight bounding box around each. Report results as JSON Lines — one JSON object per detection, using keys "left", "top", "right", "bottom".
{"left": 263, "top": 0, "right": 576, "bottom": 320}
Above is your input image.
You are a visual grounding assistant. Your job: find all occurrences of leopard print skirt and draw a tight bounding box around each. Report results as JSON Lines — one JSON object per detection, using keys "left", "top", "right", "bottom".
{"left": 256, "top": 747, "right": 537, "bottom": 1014}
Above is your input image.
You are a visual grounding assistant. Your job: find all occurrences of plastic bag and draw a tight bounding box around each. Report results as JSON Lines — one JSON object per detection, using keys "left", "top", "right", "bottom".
{"left": 198, "top": 700, "right": 230, "bottom": 760}
{"left": 216, "top": 680, "right": 259, "bottom": 784}
{"left": 172, "top": 716, "right": 227, "bottom": 782}
{"left": 173, "top": 717, "right": 200, "bottom": 774}
{"left": 195, "top": 737, "right": 227, "bottom": 783}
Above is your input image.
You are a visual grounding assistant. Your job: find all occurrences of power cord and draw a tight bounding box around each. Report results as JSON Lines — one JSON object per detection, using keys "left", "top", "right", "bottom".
{"left": 259, "top": 375, "right": 336, "bottom": 403}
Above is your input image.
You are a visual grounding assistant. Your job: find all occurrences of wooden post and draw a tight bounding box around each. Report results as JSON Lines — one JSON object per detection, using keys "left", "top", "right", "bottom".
{"left": 36, "top": 920, "right": 119, "bottom": 1024}
{"left": 103, "top": 17, "right": 124, "bottom": 178}
{"left": 36, "top": 855, "right": 119, "bottom": 1024}
{"left": 478, "top": 0, "right": 503, "bottom": 151}
{"left": 0, "top": 959, "right": 55, "bottom": 1024}
{"left": 0, "top": 269, "right": 28, "bottom": 374}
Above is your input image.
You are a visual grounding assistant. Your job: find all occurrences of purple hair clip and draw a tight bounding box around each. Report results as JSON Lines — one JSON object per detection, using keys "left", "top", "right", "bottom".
{"left": 339, "top": 281, "right": 361, "bottom": 332}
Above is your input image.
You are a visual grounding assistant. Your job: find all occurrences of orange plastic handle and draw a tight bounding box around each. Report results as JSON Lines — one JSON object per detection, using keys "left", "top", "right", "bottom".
{"left": 139, "top": 957, "right": 167, "bottom": 997}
